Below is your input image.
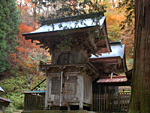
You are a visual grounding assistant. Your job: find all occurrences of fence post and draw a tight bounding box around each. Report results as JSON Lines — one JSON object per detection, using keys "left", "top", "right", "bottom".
{"left": 106, "top": 93, "right": 108, "bottom": 111}
{"left": 118, "top": 92, "right": 120, "bottom": 111}
{"left": 99, "top": 93, "right": 100, "bottom": 111}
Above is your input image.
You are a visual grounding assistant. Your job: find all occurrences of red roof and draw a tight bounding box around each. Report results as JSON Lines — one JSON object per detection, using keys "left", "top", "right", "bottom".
{"left": 97, "top": 76, "right": 127, "bottom": 83}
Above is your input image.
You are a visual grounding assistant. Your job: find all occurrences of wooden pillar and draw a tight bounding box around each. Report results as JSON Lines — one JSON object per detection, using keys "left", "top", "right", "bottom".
{"left": 44, "top": 74, "right": 49, "bottom": 109}
{"left": 77, "top": 75, "right": 84, "bottom": 110}
{"left": 67, "top": 103, "right": 70, "bottom": 111}
{"left": 90, "top": 81, "right": 93, "bottom": 111}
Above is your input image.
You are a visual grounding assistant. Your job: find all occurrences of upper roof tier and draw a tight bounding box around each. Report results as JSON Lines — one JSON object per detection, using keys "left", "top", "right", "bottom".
{"left": 30, "top": 16, "right": 105, "bottom": 34}
{"left": 22, "top": 12, "right": 111, "bottom": 57}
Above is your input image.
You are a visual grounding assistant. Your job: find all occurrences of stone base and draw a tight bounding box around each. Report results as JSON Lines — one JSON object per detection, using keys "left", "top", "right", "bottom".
{"left": 22, "top": 110, "right": 94, "bottom": 113}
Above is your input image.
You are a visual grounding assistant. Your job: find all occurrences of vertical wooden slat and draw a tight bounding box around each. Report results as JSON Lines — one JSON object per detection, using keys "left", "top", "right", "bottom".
{"left": 123, "top": 92, "right": 125, "bottom": 110}
{"left": 94, "top": 93, "right": 95, "bottom": 111}
{"left": 101, "top": 94, "right": 102, "bottom": 111}
{"left": 29, "top": 94, "right": 31, "bottom": 110}
{"left": 98, "top": 93, "right": 101, "bottom": 111}
{"left": 106, "top": 93, "right": 108, "bottom": 111}
{"left": 121, "top": 92, "right": 122, "bottom": 111}
{"left": 97, "top": 93, "right": 98, "bottom": 111}
{"left": 92, "top": 92, "right": 131, "bottom": 112}
{"left": 118, "top": 93, "right": 120, "bottom": 111}
{"left": 104, "top": 94, "right": 105, "bottom": 111}
{"left": 125, "top": 92, "right": 127, "bottom": 110}
{"left": 96, "top": 93, "right": 98, "bottom": 111}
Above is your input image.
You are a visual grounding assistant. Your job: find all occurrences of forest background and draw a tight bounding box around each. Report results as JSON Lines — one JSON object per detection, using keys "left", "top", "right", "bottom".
{"left": 0, "top": 0, "right": 134, "bottom": 112}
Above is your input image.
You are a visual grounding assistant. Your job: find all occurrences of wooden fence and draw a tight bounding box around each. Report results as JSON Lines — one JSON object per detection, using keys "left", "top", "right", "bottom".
{"left": 24, "top": 93, "right": 45, "bottom": 111}
{"left": 93, "top": 92, "right": 131, "bottom": 112}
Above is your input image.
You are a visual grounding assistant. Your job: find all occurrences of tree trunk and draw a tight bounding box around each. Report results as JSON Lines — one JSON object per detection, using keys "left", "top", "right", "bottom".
{"left": 129, "top": 0, "right": 150, "bottom": 113}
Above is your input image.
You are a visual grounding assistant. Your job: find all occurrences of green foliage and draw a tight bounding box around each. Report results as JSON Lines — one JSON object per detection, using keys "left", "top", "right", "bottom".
{"left": 0, "top": 0, "right": 20, "bottom": 73}
{"left": 0, "top": 76, "right": 27, "bottom": 109}
{"left": 0, "top": 74, "right": 46, "bottom": 110}
{"left": 128, "top": 58, "right": 133, "bottom": 64}
{"left": 119, "top": 0, "right": 134, "bottom": 33}
{"left": 0, "top": 0, "right": 48, "bottom": 111}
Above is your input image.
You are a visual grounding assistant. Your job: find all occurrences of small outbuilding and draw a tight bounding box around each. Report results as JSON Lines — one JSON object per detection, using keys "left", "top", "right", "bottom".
{"left": 0, "top": 87, "right": 11, "bottom": 111}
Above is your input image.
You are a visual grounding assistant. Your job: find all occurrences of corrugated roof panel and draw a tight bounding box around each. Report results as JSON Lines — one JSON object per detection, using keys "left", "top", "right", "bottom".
{"left": 97, "top": 76, "right": 127, "bottom": 83}
{"left": 105, "top": 78, "right": 110, "bottom": 83}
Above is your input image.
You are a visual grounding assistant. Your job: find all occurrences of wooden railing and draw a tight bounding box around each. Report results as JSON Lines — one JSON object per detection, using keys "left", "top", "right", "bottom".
{"left": 39, "top": 59, "right": 88, "bottom": 65}
{"left": 93, "top": 92, "right": 131, "bottom": 112}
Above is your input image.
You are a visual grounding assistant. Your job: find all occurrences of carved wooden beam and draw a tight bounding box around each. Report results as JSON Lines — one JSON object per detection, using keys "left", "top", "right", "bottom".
{"left": 89, "top": 37, "right": 97, "bottom": 50}
{"left": 98, "top": 64, "right": 120, "bottom": 76}
{"left": 105, "top": 38, "right": 111, "bottom": 52}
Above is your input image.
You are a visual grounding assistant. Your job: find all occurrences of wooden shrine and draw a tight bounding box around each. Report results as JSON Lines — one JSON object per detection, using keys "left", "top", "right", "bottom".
{"left": 23, "top": 12, "right": 111, "bottom": 110}
{"left": 22, "top": 12, "right": 129, "bottom": 112}
{"left": 90, "top": 41, "right": 129, "bottom": 94}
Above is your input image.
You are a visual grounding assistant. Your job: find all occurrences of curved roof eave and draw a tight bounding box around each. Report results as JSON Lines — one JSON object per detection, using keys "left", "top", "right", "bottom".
{"left": 90, "top": 43, "right": 125, "bottom": 59}
{"left": 23, "top": 16, "right": 106, "bottom": 35}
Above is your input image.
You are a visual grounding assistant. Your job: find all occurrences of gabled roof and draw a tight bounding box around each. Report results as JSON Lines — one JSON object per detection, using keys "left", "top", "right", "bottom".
{"left": 30, "top": 16, "right": 106, "bottom": 34}
{"left": 23, "top": 12, "right": 106, "bottom": 35}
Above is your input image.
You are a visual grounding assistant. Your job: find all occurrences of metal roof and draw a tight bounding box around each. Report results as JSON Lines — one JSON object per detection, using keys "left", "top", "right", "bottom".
{"left": 0, "top": 86, "right": 4, "bottom": 92}
{"left": 29, "top": 16, "right": 106, "bottom": 34}
{"left": 0, "top": 97, "right": 11, "bottom": 103}
{"left": 22, "top": 90, "right": 45, "bottom": 94}
{"left": 90, "top": 41, "right": 125, "bottom": 59}
{"left": 97, "top": 76, "right": 127, "bottom": 83}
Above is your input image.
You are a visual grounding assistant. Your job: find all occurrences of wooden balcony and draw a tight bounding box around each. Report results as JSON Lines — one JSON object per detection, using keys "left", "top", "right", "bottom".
{"left": 39, "top": 59, "right": 88, "bottom": 71}
{"left": 39, "top": 59, "right": 99, "bottom": 78}
{"left": 40, "top": 59, "right": 88, "bottom": 65}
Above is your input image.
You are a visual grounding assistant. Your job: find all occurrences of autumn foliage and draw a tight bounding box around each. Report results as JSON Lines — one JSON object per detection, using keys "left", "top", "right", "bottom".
{"left": 9, "top": 22, "right": 48, "bottom": 72}
{"left": 102, "top": 0, "right": 134, "bottom": 69}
